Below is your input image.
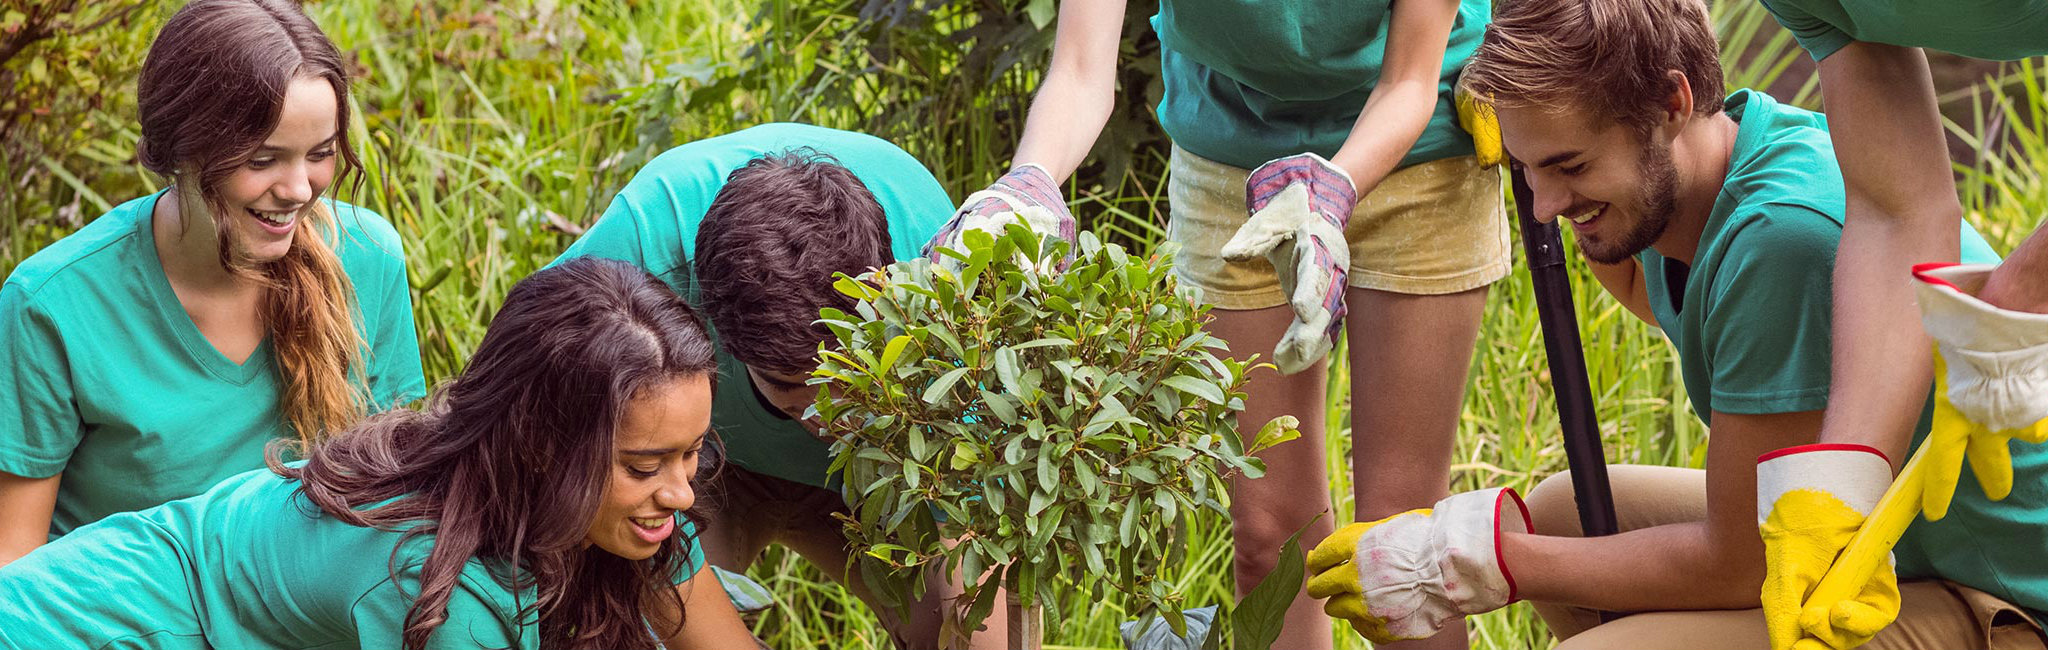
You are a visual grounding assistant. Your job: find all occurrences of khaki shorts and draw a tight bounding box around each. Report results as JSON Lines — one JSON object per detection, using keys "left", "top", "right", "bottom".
{"left": 1525, "top": 465, "right": 2048, "bottom": 650}
{"left": 1165, "top": 146, "right": 1511, "bottom": 309}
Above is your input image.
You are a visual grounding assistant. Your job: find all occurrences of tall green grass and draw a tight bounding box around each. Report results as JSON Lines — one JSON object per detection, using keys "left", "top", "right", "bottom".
{"left": 4, "top": 1, "right": 2045, "bottom": 648}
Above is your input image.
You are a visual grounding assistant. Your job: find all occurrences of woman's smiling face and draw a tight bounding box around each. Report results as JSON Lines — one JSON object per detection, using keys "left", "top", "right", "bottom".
{"left": 584, "top": 375, "right": 713, "bottom": 561}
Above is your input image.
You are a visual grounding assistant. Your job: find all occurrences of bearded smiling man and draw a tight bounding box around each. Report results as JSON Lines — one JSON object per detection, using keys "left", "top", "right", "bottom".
{"left": 1298, "top": 0, "right": 2048, "bottom": 648}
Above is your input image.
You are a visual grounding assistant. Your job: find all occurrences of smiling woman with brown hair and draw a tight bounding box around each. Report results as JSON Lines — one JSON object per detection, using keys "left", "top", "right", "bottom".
{"left": 0, "top": 0, "right": 425, "bottom": 566}
{"left": 0, "top": 257, "right": 758, "bottom": 650}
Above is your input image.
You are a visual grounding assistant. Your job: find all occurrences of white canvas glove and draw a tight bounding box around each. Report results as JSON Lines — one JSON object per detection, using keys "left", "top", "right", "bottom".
{"left": 1306, "top": 488, "right": 1529, "bottom": 643}
{"left": 923, "top": 164, "right": 1077, "bottom": 270}
{"left": 1222, "top": 153, "right": 1355, "bottom": 375}
{"left": 1912, "top": 262, "right": 2048, "bottom": 518}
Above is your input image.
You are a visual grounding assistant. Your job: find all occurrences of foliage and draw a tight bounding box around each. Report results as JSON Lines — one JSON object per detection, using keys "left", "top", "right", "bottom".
{"left": 0, "top": 0, "right": 169, "bottom": 267}
{"left": 814, "top": 224, "right": 1298, "bottom": 641}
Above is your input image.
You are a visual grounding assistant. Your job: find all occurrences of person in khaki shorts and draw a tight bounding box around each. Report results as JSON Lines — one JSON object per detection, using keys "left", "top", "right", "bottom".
{"left": 1299, "top": 0, "right": 2048, "bottom": 648}
{"left": 953, "top": 1, "right": 1508, "bottom": 648}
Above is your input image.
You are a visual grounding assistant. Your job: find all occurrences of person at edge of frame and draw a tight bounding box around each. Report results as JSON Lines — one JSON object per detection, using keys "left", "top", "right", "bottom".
{"left": 0, "top": 0, "right": 425, "bottom": 568}
{"left": 1300, "top": 0, "right": 2048, "bottom": 648}
{"left": 549, "top": 122, "right": 1013, "bottom": 649}
{"left": 1747, "top": 0, "right": 2048, "bottom": 648}
{"left": 946, "top": 0, "right": 1511, "bottom": 646}
{"left": 0, "top": 258, "right": 760, "bottom": 649}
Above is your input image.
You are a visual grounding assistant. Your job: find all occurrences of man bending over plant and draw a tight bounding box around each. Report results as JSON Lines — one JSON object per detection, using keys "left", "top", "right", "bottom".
{"left": 551, "top": 123, "right": 1008, "bottom": 649}
{"left": 1302, "top": 0, "right": 2048, "bottom": 648}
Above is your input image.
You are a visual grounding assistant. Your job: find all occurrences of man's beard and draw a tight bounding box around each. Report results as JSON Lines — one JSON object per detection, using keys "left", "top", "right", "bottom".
{"left": 1581, "top": 138, "right": 1679, "bottom": 264}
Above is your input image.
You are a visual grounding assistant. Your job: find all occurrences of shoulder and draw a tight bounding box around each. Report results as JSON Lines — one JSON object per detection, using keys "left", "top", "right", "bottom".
{"left": 1709, "top": 204, "right": 1842, "bottom": 293}
{"left": 5, "top": 194, "right": 157, "bottom": 300}
{"left": 324, "top": 199, "right": 407, "bottom": 266}
{"left": 1722, "top": 102, "right": 1844, "bottom": 222}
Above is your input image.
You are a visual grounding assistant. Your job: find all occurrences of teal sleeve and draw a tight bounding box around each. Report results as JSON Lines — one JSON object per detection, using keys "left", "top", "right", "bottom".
{"left": 350, "top": 573, "right": 526, "bottom": 650}
{"left": 0, "top": 286, "right": 79, "bottom": 478}
{"left": 1758, "top": 0, "right": 1854, "bottom": 61}
{"left": 669, "top": 516, "right": 708, "bottom": 586}
{"left": 1703, "top": 209, "right": 1840, "bottom": 415}
{"left": 366, "top": 239, "right": 427, "bottom": 411}
{"left": 553, "top": 199, "right": 655, "bottom": 273}
{"left": 1961, "top": 220, "right": 2003, "bottom": 265}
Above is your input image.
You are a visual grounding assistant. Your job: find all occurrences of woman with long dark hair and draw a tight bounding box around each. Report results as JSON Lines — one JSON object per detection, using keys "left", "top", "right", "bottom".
{"left": 0, "top": 257, "right": 757, "bottom": 649}
{"left": 0, "top": 0, "right": 425, "bottom": 564}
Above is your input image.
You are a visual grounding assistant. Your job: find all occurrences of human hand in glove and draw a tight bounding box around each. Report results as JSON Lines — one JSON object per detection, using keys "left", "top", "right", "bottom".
{"left": 923, "top": 164, "right": 1078, "bottom": 267}
{"left": 1305, "top": 488, "right": 1530, "bottom": 643}
{"left": 1757, "top": 445, "right": 1903, "bottom": 650}
{"left": 1222, "top": 153, "right": 1356, "bottom": 375}
{"left": 1455, "top": 87, "right": 1505, "bottom": 168}
{"left": 1913, "top": 262, "right": 2048, "bottom": 519}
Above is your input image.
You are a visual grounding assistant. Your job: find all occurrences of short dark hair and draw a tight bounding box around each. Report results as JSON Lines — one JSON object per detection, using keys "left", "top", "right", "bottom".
{"left": 694, "top": 148, "right": 893, "bottom": 375}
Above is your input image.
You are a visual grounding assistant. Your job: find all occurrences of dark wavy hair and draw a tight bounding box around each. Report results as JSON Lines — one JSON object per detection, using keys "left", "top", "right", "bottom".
{"left": 272, "top": 257, "right": 719, "bottom": 650}
{"left": 693, "top": 148, "right": 893, "bottom": 375}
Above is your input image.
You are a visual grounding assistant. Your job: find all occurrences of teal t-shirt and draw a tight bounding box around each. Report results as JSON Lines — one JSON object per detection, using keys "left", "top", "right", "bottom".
{"left": 551, "top": 123, "right": 954, "bottom": 489}
{"left": 0, "top": 466, "right": 707, "bottom": 649}
{"left": 1640, "top": 89, "right": 2042, "bottom": 618}
{"left": 1150, "top": 0, "right": 1489, "bottom": 170}
{"left": 1760, "top": 0, "right": 2048, "bottom": 61}
{"left": 0, "top": 192, "right": 427, "bottom": 537}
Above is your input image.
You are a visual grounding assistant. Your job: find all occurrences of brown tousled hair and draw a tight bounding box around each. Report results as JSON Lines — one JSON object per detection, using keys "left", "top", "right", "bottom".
{"left": 1461, "top": 0, "right": 1725, "bottom": 135}
{"left": 137, "top": 0, "right": 369, "bottom": 442}
{"left": 693, "top": 148, "right": 893, "bottom": 375}
{"left": 274, "top": 257, "right": 721, "bottom": 650}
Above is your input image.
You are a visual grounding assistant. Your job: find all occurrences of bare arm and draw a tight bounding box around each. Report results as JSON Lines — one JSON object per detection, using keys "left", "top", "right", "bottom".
{"left": 1814, "top": 42, "right": 1962, "bottom": 462}
{"left": 0, "top": 471, "right": 59, "bottom": 568}
{"left": 1326, "top": 0, "right": 1463, "bottom": 191}
{"left": 1980, "top": 224, "right": 2048, "bottom": 313}
{"left": 1501, "top": 409, "right": 1822, "bottom": 611}
{"left": 1586, "top": 256, "right": 1656, "bottom": 325}
{"left": 1010, "top": 0, "right": 1129, "bottom": 183}
{"left": 653, "top": 564, "right": 761, "bottom": 650}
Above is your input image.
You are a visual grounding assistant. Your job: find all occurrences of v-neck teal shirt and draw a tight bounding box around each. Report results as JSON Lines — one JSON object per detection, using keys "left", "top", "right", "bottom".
{"left": 0, "top": 192, "right": 427, "bottom": 537}
{"left": 1641, "top": 90, "right": 2044, "bottom": 619}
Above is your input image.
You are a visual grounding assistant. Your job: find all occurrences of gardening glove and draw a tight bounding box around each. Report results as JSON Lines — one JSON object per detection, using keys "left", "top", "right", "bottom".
{"left": 1222, "top": 153, "right": 1355, "bottom": 375}
{"left": 1454, "top": 88, "right": 1505, "bottom": 168}
{"left": 1305, "top": 488, "right": 1530, "bottom": 643}
{"left": 923, "top": 164, "right": 1078, "bottom": 267}
{"left": 1757, "top": 444, "right": 1903, "bottom": 650}
{"left": 1913, "top": 262, "right": 2048, "bottom": 520}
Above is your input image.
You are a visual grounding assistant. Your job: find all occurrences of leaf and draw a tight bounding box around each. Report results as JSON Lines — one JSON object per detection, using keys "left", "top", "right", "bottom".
{"left": 879, "top": 334, "right": 912, "bottom": 373}
{"left": 1010, "top": 336, "right": 1075, "bottom": 351}
{"left": 1233, "top": 525, "right": 1310, "bottom": 650}
{"left": 833, "top": 274, "right": 880, "bottom": 301}
{"left": 921, "top": 366, "right": 972, "bottom": 405}
{"left": 949, "top": 440, "right": 981, "bottom": 471}
{"left": 1252, "top": 415, "right": 1302, "bottom": 452}
{"left": 1161, "top": 375, "right": 1227, "bottom": 405}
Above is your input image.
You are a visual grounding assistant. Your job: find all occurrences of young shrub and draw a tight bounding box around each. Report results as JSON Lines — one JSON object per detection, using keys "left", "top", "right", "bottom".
{"left": 813, "top": 224, "right": 1299, "bottom": 645}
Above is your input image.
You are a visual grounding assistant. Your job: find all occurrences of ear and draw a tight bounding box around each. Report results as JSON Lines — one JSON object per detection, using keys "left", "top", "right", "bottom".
{"left": 1660, "top": 70, "right": 1695, "bottom": 133}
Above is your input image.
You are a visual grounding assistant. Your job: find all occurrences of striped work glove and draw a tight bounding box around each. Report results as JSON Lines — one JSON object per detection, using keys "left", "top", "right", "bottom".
{"left": 1222, "top": 153, "right": 1355, "bottom": 375}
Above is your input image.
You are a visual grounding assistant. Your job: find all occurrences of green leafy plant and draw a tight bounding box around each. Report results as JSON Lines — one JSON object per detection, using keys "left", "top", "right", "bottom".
{"left": 813, "top": 224, "right": 1298, "bottom": 647}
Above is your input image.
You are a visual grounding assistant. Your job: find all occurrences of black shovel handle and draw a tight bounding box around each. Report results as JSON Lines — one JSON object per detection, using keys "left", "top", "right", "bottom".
{"left": 1507, "top": 162, "right": 1619, "bottom": 540}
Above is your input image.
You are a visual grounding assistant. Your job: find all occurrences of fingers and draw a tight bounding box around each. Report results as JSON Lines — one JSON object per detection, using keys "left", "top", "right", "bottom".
{"left": 1220, "top": 214, "right": 1298, "bottom": 262}
{"left": 1307, "top": 570, "right": 1360, "bottom": 601}
{"left": 1967, "top": 430, "right": 2014, "bottom": 501}
{"left": 1307, "top": 523, "right": 1369, "bottom": 573}
{"left": 2017, "top": 418, "right": 2048, "bottom": 445}
{"left": 1921, "top": 402, "right": 1970, "bottom": 521}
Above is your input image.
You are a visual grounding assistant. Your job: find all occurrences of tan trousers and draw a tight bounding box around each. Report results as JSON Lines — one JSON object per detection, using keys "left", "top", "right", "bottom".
{"left": 1523, "top": 465, "right": 2046, "bottom": 650}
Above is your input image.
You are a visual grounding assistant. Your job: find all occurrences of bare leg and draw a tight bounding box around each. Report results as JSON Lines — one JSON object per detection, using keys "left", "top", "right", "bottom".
{"left": 1216, "top": 304, "right": 1337, "bottom": 650}
{"left": 1347, "top": 286, "right": 1490, "bottom": 649}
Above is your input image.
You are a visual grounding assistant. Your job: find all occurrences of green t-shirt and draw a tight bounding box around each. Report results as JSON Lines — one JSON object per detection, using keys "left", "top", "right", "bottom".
{"left": 1760, "top": 0, "right": 2048, "bottom": 61}
{"left": 1641, "top": 89, "right": 2041, "bottom": 618}
{"left": 0, "top": 192, "right": 427, "bottom": 538}
{"left": 552, "top": 123, "right": 953, "bottom": 489}
{"left": 0, "top": 466, "right": 707, "bottom": 649}
{"left": 1150, "top": 0, "right": 1489, "bottom": 170}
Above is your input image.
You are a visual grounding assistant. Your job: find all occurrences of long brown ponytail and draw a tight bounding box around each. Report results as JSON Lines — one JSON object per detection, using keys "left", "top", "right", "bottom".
{"left": 137, "top": 0, "right": 370, "bottom": 442}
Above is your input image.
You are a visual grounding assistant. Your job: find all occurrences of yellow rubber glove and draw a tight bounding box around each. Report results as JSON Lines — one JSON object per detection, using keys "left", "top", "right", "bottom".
{"left": 1306, "top": 488, "right": 1528, "bottom": 644}
{"left": 1913, "top": 263, "right": 2048, "bottom": 519}
{"left": 1757, "top": 445, "right": 1903, "bottom": 650}
{"left": 1454, "top": 88, "right": 1505, "bottom": 168}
